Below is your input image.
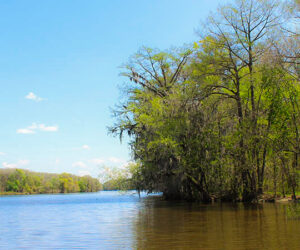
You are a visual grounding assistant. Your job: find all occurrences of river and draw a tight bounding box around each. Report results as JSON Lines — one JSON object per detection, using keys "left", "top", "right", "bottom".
{"left": 0, "top": 191, "right": 299, "bottom": 249}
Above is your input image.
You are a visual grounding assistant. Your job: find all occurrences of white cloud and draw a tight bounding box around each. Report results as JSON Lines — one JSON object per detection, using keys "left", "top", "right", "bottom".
{"left": 0, "top": 152, "right": 5, "bottom": 156}
{"left": 32, "top": 123, "right": 58, "bottom": 132}
{"left": 17, "top": 128, "right": 35, "bottom": 134}
{"left": 89, "top": 157, "right": 127, "bottom": 167}
{"left": 38, "top": 124, "right": 58, "bottom": 132}
{"left": 28, "top": 123, "right": 38, "bottom": 129}
{"left": 2, "top": 162, "right": 17, "bottom": 168}
{"left": 55, "top": 159, "right": 60, "bottom": 165}
{"left": 25, "top": 92, "right": 44, "bottom": 102}
{"left": 17, "top": 123, "right": 58, "bottom": 134}
{"left": 78, "top": 170, "right": 91, "bottom": 177}
{"left": 18, "top": 160, "right": 29, "bottom": 166}
{"left": 2, "top": 160, "right": 29, "bottom": 169}
{"left": 89, "top": 158, "right": 105, "bottom": 165}
{"left": 72, "top": 161, "right": 87, "bottom": 168}
{"left": 82, "top": 145, "right": 90, "bottom": 150}
{"left": 108, "top": 157, "right": 126, "bottom": 164}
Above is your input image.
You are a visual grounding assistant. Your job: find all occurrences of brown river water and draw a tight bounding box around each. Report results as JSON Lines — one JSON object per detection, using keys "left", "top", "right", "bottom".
{"left": 0, "top": 191, "right": 299, "bottom": 249}
{"left": 134, "top": 197, "right": 300, "bottom": 249}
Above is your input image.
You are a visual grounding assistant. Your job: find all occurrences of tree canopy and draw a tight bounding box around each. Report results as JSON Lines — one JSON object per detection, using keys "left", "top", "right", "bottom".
{"left": 110, "top": 0, "right": 300, "bottom": 202}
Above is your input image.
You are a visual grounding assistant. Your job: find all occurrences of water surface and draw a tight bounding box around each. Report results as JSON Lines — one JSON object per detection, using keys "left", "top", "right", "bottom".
{"left": 0, "top": 191, "right": 299, "bottom": 249}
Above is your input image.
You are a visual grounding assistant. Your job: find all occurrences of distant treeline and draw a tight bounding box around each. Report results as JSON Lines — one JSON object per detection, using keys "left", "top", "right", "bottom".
{"left": 102, "top": 179, "right": 132, "bottom": 191}
{"left": 0, "top": 168, "right": 102, "bottom": 194}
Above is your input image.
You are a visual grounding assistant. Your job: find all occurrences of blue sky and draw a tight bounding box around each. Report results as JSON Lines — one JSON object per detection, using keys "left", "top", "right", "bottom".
{"left": 0, "top": 0, "right": 225, "bottom": 177}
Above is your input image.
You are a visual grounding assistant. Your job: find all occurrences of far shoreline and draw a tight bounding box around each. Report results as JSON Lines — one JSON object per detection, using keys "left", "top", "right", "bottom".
{"left": 0, "top": 191, "right": 102, "bottom": 196}
{"left": 1, "top": 190, "right": 299, "bottom": 204}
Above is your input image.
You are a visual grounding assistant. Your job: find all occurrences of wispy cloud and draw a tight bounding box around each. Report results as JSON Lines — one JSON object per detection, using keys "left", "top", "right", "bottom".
{"left": 17, "top": 123, "right": 58, "bottom": 134}
{"left": 2, "top": 162, "right": 17, "bottom": 168}
{"left": 18, "top": 160, "right": 29, "bottom": 166}
{"left": 17, "top": 128, "right": 36, "bottom": 134}
{"left": 0, "top": 152, "right": 6, "bottom": 156}
{"left": 2, "top": 160, "right": 29, "bottom": 169}
{"left": 89, "top": 158, "right": 105, "bottom": 165}
{"left": 35, "top": 124, "right": 58, "bottom": 132}
{"left": 69, "top": 157, "right": 129, "bottom": 178}
{"left": 108, "top": 157, "right": 126, "bottom": 164}
{"left": 89, "top": 157, "right": 127, "bottom": 166}
{"left": 25, "top": 92, "right": 44, "bottom": 102}
{"left": 72, "top": 161, "right": 87, "bottom": 168}
{"left": 82, "top": 145, "right": 90, "bottom": 150}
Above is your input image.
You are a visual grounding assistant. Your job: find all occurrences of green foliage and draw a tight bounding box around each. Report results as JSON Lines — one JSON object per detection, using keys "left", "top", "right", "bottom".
{"left": 110, "top": 0, "right": 300, "bottom": 202}
{"left": 6, "top": 169, "right": 27, "bottom": 192}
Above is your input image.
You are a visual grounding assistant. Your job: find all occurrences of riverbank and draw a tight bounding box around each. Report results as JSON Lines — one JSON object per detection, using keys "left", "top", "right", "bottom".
{"left": 0, "top": 191, "right": 33, "bottom": 196}
{"left": 259, "top": 194, "right": 300, "bottom": 203}
{"left": 1, "top": 188, "right": 299, "bottom": 203}
{"left": 0, "top": 191, "right": 100, "bottom": 196}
